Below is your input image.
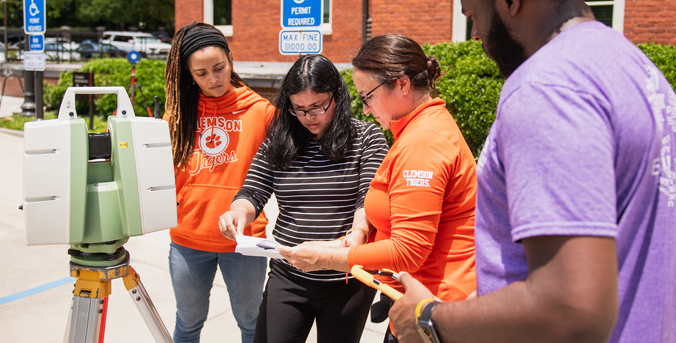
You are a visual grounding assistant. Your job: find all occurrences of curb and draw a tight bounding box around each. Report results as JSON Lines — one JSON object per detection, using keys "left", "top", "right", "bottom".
{"left": 0, "top": 127, "right": 24, "bottom": 137}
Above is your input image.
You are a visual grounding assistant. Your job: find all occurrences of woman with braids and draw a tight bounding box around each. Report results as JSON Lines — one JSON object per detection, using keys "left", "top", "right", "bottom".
{"left": 278, "top": 34, "right": 478, "bottom": 342}
{"left": 218, "top": 54, "right": 389, "bottom": 343}
{"left": 163, "top": 22, "right": 274, "bottom": 343}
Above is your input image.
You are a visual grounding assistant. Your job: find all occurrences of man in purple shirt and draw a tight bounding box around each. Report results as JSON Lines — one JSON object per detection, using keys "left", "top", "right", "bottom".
{"left": 388, "top": 0, "right": 676, "bottom": 342}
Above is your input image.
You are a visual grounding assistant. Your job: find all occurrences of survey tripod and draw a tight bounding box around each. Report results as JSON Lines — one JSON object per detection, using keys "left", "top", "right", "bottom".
{"left": 65, "top": 248, "right": 173, "bottom": 343}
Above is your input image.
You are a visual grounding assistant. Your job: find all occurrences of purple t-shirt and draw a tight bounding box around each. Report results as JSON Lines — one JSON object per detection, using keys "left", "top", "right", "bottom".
{"left": 475, "top": 21, "right": 676, "bottom": 342}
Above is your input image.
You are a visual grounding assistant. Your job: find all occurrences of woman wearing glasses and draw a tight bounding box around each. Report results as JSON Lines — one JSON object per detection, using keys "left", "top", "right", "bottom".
{"left": 279, "top": 34, "right": 478, "bottom": 342}
{"left": 218, "top": 54, "right": 389, "bottom": 343}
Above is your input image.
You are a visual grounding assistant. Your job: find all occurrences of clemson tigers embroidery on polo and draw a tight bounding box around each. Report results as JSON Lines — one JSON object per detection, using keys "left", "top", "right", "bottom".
{"left": 403, "top": 169, "right": 433, "bottom": 187}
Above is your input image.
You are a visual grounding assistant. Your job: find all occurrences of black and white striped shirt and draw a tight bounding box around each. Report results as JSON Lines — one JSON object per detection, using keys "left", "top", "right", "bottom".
{"left": 234, "top": 119, "right": 389, "bottom": 281}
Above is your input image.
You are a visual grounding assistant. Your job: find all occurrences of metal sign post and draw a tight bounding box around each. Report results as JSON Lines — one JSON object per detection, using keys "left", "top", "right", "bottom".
{"left": 24, "top": 48, "right": 45, "bottom": 119}
{"left": 279, "top": 0, "right": 323, "bottom": 56}
{"left": 23, "top": 0, "right": 45, "bottom": 119}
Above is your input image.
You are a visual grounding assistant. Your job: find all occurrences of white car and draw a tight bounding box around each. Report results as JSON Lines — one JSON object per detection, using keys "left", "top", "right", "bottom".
{"left": 101, "top": 31, "right": 172, "bottom": 58}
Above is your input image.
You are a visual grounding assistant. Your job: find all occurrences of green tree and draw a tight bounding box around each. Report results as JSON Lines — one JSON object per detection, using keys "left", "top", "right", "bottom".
{"left": 2, "top": 0, "right": 175, "bottom": 32}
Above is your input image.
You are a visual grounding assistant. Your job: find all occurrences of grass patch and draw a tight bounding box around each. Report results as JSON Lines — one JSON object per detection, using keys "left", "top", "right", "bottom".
{"left": 0, "top": 112, "right": 108, "bottom": 133}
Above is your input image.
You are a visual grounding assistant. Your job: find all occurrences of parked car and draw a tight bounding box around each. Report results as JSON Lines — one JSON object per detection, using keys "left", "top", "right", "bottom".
{"left": 9, "top": 41, "right": 79, "bottom": 61}
{"left": 148, "top": 31, "right": 173, "bottom": 44}
{"left": 45, "top": 37, "right": 79, "bottom": 51}
{"left": 43, "top": 42, "right": 80, "bottom": 61}
{"left": 76, "top": 40, "right": 129, "bottom": 59}
{"left": 12, "top": 37, "right": 80, "bottom": 51}
{"left": 101, "top": 31, "right": 171, "bottom": 58}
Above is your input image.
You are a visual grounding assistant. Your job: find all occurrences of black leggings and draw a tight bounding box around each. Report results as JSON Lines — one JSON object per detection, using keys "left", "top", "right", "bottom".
{"left": 254, "top": 264, "right": 377, "bottom": 343}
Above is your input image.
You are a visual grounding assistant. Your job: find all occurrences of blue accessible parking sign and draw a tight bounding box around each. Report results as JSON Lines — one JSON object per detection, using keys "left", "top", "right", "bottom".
{"left": 29, "top": 34, "right": 44, "bottom": 51}
{"left": 23, "top": 0, "right": 46, "bottom": 34}
{"left": 280, "top": 0, "right": 323, "bottom": 28}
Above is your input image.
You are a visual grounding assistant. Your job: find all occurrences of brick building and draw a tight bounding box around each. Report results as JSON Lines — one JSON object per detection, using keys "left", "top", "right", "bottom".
{"left": 175, "top": 0, "right": 676, "bottom": 64}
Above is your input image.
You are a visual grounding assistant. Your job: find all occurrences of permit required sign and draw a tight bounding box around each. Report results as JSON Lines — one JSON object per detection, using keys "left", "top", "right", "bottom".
{"left": 23, "top": 0, "right": 46, "bottom": 34}
{"left": 279, "top": 30, "right": 322, "bottom": 55}
{"left": 280, "top": 0, "right": 323, "bottom": 28}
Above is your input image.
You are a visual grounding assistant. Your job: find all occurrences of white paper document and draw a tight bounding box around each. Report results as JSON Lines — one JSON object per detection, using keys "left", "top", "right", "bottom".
{"left": 235, "top": 235, "right": 283, "bottom": 259}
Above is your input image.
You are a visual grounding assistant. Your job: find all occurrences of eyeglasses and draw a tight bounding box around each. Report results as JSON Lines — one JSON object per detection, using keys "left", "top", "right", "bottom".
{"left": 289, "top": 96, "right": 334, "bottom": 117}
{"left": 358, "top": 81, "right": 386, "bottom": 107}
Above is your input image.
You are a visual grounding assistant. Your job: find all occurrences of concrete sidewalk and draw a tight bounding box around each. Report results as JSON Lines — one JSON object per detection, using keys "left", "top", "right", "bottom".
{"left": 0, "top": 105, "right": 388, "bottom": 342}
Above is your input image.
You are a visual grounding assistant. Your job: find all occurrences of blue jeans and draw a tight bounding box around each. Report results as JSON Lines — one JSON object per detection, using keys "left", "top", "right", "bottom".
{"left": 169, "top": 242, "right": 267, "bottom": 343}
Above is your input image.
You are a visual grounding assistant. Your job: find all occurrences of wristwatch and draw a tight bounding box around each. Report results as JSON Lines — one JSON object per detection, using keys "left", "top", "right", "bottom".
{"left": 416, "top": 300, "right": 442, "bottom": 343}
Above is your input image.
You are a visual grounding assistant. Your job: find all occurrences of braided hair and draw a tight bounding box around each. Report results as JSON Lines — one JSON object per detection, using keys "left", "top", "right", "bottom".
{"left": 165, "top": 21, "right": 247, "bottom": 168}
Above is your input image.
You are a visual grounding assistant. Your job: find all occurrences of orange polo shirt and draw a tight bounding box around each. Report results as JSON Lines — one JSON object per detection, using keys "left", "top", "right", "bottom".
{"left": 164, "top": 87, "right": 275, "bottom": 252}
{"left": 348, "top": 98, "right": 477, "bottom": 301}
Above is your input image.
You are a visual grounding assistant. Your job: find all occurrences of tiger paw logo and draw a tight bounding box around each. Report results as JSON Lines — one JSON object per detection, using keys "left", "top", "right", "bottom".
{"left": 205, "top": 133, "right": 221, "bottom": 149}
{"left": 189, "top": 127, "right": 239, "bottom": 175}
{"left": 199, "top": 127, "right": 229, "bottom": 156}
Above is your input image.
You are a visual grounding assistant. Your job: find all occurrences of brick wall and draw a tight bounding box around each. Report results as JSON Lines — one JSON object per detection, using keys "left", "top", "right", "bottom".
{"left": 369, "top": 0, "right": 453, "bottom": 46}
{"left": 0, "top": 76, "right": 59, "bottom": 98}
{"left": 175, "top": 0, "right": 204, "bottom": 33}
{"left": 624, "top": 0, "right": 676, "bottom": 45}
{"left": 251, "top": 87, "right": 278, "bottom": 102}
{"left": 176, "top": 0, "right": 363, "bottom": 63}
{"left": 176, "top": 0, "right": 676, "bottom": 64}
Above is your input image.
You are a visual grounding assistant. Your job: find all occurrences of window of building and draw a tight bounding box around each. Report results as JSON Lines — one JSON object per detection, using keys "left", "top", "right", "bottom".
{"left": 452, "top": 0, "right": 625, "bottom": 42}
{"left": 214, "top": 0, "right": 232, "bottom": 26}
{"left": 204, "top": 0, "right": 233, "bottom": 36}
{"left": 320, "top": 0, "right": 333, "bottom": 35}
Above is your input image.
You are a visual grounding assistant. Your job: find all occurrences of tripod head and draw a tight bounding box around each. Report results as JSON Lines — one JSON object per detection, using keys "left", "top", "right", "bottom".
{"left": 22, "top": 86, "right": 177, "bottom": 267}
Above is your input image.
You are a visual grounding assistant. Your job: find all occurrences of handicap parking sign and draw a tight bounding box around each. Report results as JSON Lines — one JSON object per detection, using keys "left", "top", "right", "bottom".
{"left": 281, "top": 0, "right": 323, "bottom": 28}
{"left": 29, "top": 34, "right": 44, "bottom": 51}
{"left": 23, "top": 0, "right": 46, "bottom": 34}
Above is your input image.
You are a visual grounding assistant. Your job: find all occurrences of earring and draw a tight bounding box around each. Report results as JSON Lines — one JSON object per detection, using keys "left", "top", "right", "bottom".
{"left": 192, "top": 80, "right": 196, "bottom": 85}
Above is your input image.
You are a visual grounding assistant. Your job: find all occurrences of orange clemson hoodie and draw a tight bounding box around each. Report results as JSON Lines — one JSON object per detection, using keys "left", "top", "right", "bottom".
{"left": 164, "top": 86, "right": 275, "bottom": 252}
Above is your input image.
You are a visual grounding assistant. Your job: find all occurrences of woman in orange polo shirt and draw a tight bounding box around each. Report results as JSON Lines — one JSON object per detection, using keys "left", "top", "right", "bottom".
{"left": 279, "top": 33, "right": 477, "bottom": 342}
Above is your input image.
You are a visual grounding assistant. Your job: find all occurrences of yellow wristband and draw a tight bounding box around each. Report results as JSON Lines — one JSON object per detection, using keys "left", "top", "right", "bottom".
{"left": 415, "top": 298, "right": 437, "bottom": 319}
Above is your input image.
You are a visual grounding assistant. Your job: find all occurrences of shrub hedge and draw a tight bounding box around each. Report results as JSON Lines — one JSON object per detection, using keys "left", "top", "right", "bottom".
{"left": 342, "top": 40, "right": 676, "bottom": 157}
{"left": 638, "top": 43, "right": 676, "bottom": 91}
{"left": 45, "top": 58, "right": 167, "bottom": 118}
{"left": 341, "top": 40, "right": 503, "bottom": 155}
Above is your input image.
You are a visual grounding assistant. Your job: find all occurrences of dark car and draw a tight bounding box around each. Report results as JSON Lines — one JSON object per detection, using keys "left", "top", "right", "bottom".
{"left": 77, "top": 41, "right": 142, "bottom": 59}
{"left": 148, "top": 31, "right": 173, "bottom": 44}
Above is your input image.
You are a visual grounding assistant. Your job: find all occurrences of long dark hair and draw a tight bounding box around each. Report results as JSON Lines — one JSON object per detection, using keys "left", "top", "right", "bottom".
{"left": 165, "top": 21, "right": 247, "bottom": 168}
{"left": 352, "top": 33, "right": 441, "bottom": 94}
{"left": 264, "top": 55, "right": 355, "bottom": 170}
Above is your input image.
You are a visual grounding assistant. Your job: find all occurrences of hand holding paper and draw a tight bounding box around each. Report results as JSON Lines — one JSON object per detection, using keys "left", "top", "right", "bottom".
{"left": 235, "top": 235, "right": 283, "bottom": 259}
